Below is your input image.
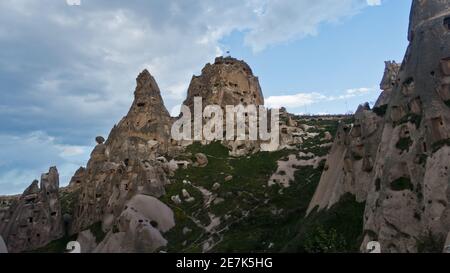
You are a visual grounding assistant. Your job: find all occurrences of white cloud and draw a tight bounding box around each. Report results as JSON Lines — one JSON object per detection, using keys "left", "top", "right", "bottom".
{"left": 265, "top": 86, "right": 377, "bottom": 109}
{"left": 66, "top": 0, "right": 81, "bottom": 6}
{"left": 265, "top": 92, "right": 328, "bottom": 109}
{"left": 366, "top": 0, "right": 381, "bottom": 6}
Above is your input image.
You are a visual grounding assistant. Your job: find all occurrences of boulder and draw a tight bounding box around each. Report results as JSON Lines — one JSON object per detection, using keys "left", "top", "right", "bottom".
{"left": 95, "top": 136, "right": 105, "bottom": 144}
{"left": 76, "top": 230, "right": 97, "bottom": 253}
{"left": 94, "top": 194, "right": 174, "bottom": 253}
{"left": 195, "top": 153, "right": 208, "bottom": 167}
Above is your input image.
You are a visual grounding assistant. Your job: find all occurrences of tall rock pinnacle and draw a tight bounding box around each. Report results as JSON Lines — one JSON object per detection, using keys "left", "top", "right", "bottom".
{"left": 107, "top": 69, "right": 173, "bottom": 159}
{"left": 70, "top": 69, "right": 172, "bottom": 238}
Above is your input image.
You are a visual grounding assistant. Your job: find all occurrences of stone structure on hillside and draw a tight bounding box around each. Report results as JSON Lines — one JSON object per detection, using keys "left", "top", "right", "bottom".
{"left": 181, "top": 57, "right": 266, "bottom": 156}
{"left": 308, "top": 0, "right": 450, "bottom": 252}
{"left": 0, "top": 167, "right": 64, "bottom": 253}
{"left": 181, "top": 56, "right": 300, "bottom": 155}
{"left": 183, "top": 57, "right": 264, "bottom": 111}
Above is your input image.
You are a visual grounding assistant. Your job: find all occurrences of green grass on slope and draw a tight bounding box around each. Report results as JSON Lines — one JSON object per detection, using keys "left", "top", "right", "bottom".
{"left": 162, "top": 141, "right": 298, "bottom": 252}
{"left": 213, "top": 164, "right": 324, "bottom": 253}
{"left": 282, "top": 193, "right": 366, "bottom": 253}
{"left": 161, "top": 118, "right": 362, "bottom": 253}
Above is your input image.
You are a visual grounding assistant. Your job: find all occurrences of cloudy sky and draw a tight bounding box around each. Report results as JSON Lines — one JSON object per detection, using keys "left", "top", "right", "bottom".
{"left": 0, "top": 0, "right": 411, "bottom": 194}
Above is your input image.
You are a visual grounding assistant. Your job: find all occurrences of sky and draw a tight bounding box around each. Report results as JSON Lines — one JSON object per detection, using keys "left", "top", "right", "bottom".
{"left": 0, "top": 0, "right": 412, "bottom": 194}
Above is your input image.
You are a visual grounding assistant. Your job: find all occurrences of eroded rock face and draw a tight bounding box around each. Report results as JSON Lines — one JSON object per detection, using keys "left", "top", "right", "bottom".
{"left": 183, "top": 57, "right": 264, "bottom": 111}
{"left": 362, "top": 0, "right": 450, "bottom": 253}
{"left": 93, "top": 194, "right": 174, "bottom": 253}
{"left": 309, "top": 0, "right": 450, "bottom": 252}
{"left": 0, "top": 167, "right": 64, "bottom": 253}
{"left": 182, "top": 57, "right": 269, "bottom": 156}
{"left": 68, "top": 167, "right": 86, "bottom": 190}
{"left": 307, "top": 71, "right": 392, "bottom": 214}
{"left": 70, "top": 70, "right": 173, "bottom": 235}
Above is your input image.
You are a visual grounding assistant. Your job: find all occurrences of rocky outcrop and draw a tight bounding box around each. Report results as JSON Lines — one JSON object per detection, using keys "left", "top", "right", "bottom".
{"left": 361, "top": 0, "right": 450, "bottom": 253}
{"left": 93, "top": 194, "right": 174, "bottom": 253}
{"left": 107, "top": 69, "right": 174, "bottom": 157}
{"left": 307, "top": 61, "right": 396, "bottom": 214}
{"left": 308, "top": 0, "right": 450, "bottom": 252}
{"left": 183, "top": 56, "right": 264, "bottom": 111}
{"left": 68, "top": 167, "right": 86, "bottom": 190}
{"left": 0, "top": 167, "right": 64, "bottom": 253}
{"left": 181, "top": 57, "right": 300, "bottom": 156}
{"left": 70, "top": 70, "right": 174, "bottom": 237}
{"left": 181, "top": 57, "right": 266, "bottom": 156}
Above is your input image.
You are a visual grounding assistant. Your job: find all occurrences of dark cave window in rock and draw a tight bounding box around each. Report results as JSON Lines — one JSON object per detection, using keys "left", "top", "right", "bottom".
{"left": 402, "top": 77, "right": 414, "bottom": 96}
{"left": 124, "top": 158, "right": 129, "bottom": 166}
{"left": 25, "top": 197, "right": 35, "bottom": 204}
{"left": 444, "top": 17, "right": 450, "bottom": 30}
{"left": 150, "top": 220, "right": 158, "bottom": 228}
{"left": 137, "top": 102, "right": 146, "bottom": 107}
{"left": 28, "top": 217, "right": 33, "bottom": 223}
{"left": 50, "top": 212, "right": 57, "bottom": 216}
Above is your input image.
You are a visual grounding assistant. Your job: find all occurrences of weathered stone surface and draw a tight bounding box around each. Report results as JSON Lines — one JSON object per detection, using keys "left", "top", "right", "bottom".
{"left": 70, "top": 70, "right": 173, "bottom": 236}
{"left": 361, "top": 1, "right": 450, "bottom": 253}
{"left": 68, "top": 167, "right": 86, "bottom": 189}
{"left": 93, "top": 194, "right": 174, "bottom": 253}
{"left": 309, "top": 1, "right": 450, "bottom": 253}
{"left": 0, "top": 235, "right": 7, "bottom": 253}
{"left": 182, "top": 57, "right": 277, "bottom": 156}
{"left": 0, "top": 167, "right": 64, "bottom": 253}
{"left": 183, "top": 56, "right": 264, "bottom": 111}
{"left": 76, "top": 230, "right": 97, "bottom": 253}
